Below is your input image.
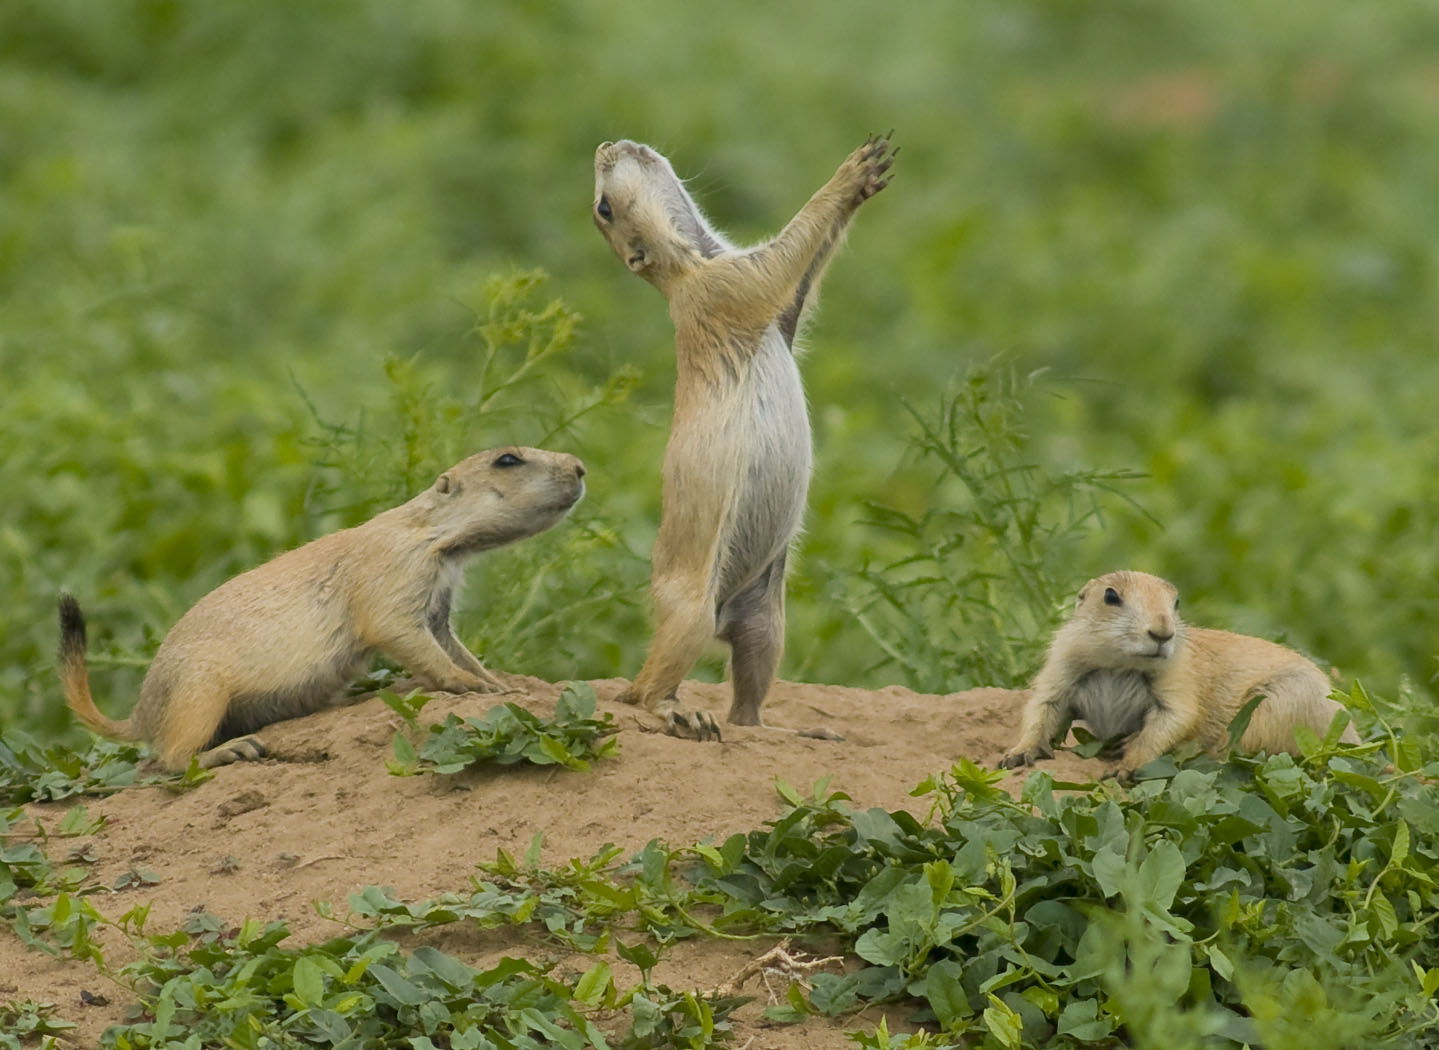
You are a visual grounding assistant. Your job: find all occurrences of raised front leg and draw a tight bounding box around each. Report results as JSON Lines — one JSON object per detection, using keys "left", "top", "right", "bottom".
{"left": 702, "top": 135, "right": 895, "bottom": 328}
{"left": 777, "top": 135, "right": 897, "bottom": 342}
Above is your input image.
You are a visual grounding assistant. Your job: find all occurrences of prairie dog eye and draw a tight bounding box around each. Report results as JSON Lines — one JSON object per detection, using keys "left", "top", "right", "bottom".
{"left": 596, "top": 196, "right": 613, "bottom": 222}
{"left": 494, "top": 453, "right": 523, "bottom": 468}
{"left": 1103, "top": 587, "right": 1123, "bottom": 606}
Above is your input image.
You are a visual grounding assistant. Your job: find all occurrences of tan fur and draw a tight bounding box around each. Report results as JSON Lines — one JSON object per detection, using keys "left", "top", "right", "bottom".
{"left": 592, "top": 135, "right": 894, "bottom": 739}
{"left": 999, "top": 570, "right": 1360, "bottom": 775}
{"left": 59, "top": 447, "right": 585, "bottom": 771}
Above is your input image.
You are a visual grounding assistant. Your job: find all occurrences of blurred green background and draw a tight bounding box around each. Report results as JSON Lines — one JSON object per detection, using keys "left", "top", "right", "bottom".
{"left": 3, "top": 0, "right": 1436, "bottom": 740}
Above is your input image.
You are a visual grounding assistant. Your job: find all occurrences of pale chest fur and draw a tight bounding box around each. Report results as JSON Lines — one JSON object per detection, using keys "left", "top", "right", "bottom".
{"left": 664, "top": 323, "right": 813, "bottom": 594}
{"left": 1067, "top": 669, "right": 1160, "bottom": 741}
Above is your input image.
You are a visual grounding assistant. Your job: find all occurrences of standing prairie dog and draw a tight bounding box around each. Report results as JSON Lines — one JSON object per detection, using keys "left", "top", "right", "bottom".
{"left": 592, "top": 135, "right": 894, "bottom": 740}
{"left": 999, "top": 570, "right": 1359, "bottom": 775}
{"left": 59, "top": 447, "right": 586, "bottom": 771}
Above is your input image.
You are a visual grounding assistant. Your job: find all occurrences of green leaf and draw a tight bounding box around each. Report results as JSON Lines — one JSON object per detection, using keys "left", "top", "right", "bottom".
{"left": 151, "top": 985, "right": 175, "bottom": 1042}
{"left": 1389, "top": 821, "right": 1410, "bottom": 866}
{"left": 56, "top": 804, "right": 104, "bottom": 836}
{"left": 388, "top": 732, "right": 418, "bottom": 776}
{"left": 1091, "top": 846, "right": 1126, "bottom": 898}
{"left": 1205, "top": 943, "right": 1235, "bottom": 981}
{"left": 292, "top": 955, "right": 325, "bottom": 1006}
{"left": 774, "top": 778, "right": 805, "bottom": 807}
{"left": 410, "top": 945, "right": 477, "bottom": 991}
{"left": 983, "top": 994, "right": 1022, "bottom": 1049}
{"left": 615, "top": 939, "right": 659, "bottom": 978}
{"left": 1056, "top": 998, "right": 1113, "bottom": 1041}
{"left": 1136, "top": 839, "right": 1185, "bottom": 911}
{"left": 367, "top": 964, "right": 428, "bottom": 1007}
{"left": 573, "top": 961, "right": 612, "bottom": 1006}
{"left": 1226, "top": 693, "right": 1266, "bottom": 752}
{"left": 924, "top": 959, "right": 972, "bottom": 1028}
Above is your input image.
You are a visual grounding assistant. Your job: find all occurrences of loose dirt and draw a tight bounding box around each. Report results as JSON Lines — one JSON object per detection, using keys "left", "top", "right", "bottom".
{"left": 3, "top": 676, "right": 1100, "bottom": 1048}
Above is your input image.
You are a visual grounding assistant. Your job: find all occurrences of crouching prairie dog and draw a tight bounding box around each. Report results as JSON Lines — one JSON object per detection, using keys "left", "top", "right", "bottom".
{"left": 592, "top": 134, "right": 894, "bottom": 740}
{"left": 999, "top": 570, "right": 1359, "bottom": 775}
{"left": 59, "top": 447, "right": 586, "bottom": 771}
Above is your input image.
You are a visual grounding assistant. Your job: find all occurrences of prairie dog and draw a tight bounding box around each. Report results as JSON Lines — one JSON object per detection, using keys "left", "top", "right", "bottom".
{"left": 59, "top": 447, "right": 586, "bottom": 771}
{"left": 999, "top": 570, "right": 1359, "bottom": 775}
{"left": 592, "top": 135, "right": 894, "bottom": 740}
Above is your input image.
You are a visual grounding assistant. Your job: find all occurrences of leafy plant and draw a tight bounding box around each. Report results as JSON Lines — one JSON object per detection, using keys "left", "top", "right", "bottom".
{"left": 0, "top": 729, "right": 211, "bottom": 805}
{"left": 667, "top": 736, "right": 1439, "bottom": 1048}
{"left": 388, "top": 681, "right": 618, "bottom": 776}
{"left": 99, "top": 911, "right": 740, "bottom": 1049}
{"left": 844, "top": 360, "right": 1150, "bottom": 692}
{"left": 0, "top": 999, "right": 77, "bottom": 1050}
{"left": 2, "top": 812, "right": 109, "bottom": 967}
{"left": 337, "top": 830, "right": 732, "bottom": 958}
{"left": 337, "top": 709, "right": 1439, "bottom": 1047}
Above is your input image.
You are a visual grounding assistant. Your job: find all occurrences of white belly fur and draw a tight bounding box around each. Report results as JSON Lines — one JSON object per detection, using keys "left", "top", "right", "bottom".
{"left": 667, "top": 327, "right": 812, "bottom": 603}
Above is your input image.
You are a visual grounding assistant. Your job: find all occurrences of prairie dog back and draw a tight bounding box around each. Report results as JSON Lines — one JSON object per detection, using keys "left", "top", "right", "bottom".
{"left": 1000, "top": 570, "right": 1358, "bottom": 774}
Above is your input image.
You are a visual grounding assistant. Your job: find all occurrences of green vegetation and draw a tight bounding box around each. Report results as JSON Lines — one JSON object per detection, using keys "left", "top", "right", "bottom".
{"left": 385, "top": 681, "right": 619, "bottom": 776}
{"left": 104, "top": 920, "right": 737, "bottom": 1050}
{"left": 0, "top": 733, "right": 211, "bottom": 806}
{"left": 0, "top": 999, "right": 75, "bottom": 1050}
{"left": 327, "top": 695, "right": 1439, "bottom": 1047}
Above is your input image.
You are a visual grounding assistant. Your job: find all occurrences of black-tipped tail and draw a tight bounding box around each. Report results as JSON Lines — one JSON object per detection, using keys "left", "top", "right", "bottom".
{"left": 58, "top": 591, "right": 88, "bottom": 661}
{"left": 56, "top": 592, "right": 132, "bottom": 740}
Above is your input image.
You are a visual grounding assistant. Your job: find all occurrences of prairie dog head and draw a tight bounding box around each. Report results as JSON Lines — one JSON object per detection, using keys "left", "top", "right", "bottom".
{"left": 1060, "top": 570, "right": 1184, "bottom": 670}
{"left": 592, "top": 140, "right": 728, "bottom": 287}
{"left": 417, "top": 447, "right": 586, "bottom": 556}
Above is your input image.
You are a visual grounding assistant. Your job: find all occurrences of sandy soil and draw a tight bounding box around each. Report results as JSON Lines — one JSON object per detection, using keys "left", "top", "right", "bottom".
{"left": 1, "top": 676, "right": 1099, "bottom": 1048}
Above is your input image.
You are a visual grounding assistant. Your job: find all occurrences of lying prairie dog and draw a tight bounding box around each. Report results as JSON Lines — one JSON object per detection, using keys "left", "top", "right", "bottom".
{"left": 999, "top": 570, "right": 1359, "bottom": 775}
{"left": 59, "top": 447, "right": 585, "bottom": 770}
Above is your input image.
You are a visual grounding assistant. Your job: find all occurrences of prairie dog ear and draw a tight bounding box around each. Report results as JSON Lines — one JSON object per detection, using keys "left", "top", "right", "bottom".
{"left": 1075, "top": 581, "right": 1093, "bottom": 607}
{"left": 435, "top": 472, "right": 454, "bottom": 495}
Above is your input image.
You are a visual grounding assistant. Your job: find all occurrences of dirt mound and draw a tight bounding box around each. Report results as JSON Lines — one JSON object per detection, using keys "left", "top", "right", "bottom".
{"left": 4, "top": 676, "right": 1099, "bottom": 1047}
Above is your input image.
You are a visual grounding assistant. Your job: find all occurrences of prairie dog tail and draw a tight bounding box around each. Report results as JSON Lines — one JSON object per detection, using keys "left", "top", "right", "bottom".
{"left": 58, "top": 593, "right": 139, "bottom": 741}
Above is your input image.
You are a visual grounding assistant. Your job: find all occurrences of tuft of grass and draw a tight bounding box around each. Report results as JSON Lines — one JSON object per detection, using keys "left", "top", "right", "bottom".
{"left": 843, "top": 360, "right": 1150, "bottom": 692}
